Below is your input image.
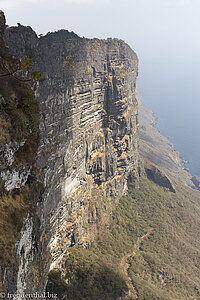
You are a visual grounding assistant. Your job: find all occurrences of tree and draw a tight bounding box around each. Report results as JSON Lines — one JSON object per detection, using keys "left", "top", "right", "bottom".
{"left": 0, "top": 56, "right": 41, "bottom": 81}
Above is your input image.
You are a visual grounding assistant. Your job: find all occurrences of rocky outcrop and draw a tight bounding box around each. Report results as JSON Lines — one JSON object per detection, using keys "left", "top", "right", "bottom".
{"left": 191, "top": 176, "right": 200, "bottom": 190}
{"left": 0, "top": 11, "right": 40, "bottom": 294}
{"left": 144, "top": 160, "right": 175, "bottom": 193}
{"left": 3, "top": 18, "right": 139, "bottom": 293}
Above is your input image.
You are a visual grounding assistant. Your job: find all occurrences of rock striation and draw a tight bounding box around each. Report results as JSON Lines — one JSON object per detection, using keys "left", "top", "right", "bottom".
{"left": 1, "top": 17, "right": 139, "bottom": 293}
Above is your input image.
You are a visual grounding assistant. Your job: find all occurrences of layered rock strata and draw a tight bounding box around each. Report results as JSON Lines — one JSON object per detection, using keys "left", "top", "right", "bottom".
{"left": 2, "top": 21, "right": 139, "bottom": 293}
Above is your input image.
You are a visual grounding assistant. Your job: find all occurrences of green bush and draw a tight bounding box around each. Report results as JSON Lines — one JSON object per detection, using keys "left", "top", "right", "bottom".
{"left": 22, "top": 89, "right": 38, "bottom": 130}
{"left": 46, "top": 270, "right": 68, "bottom": 299}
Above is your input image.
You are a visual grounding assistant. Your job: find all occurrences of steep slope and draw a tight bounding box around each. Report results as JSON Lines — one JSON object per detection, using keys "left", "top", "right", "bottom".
{"left": 1, "top": 11, "right": 200, "bottom": 299}
{"left": 45, "top": 82, "right": 200, "bottom": 300}
{"left": 139, "top": 105, "right": 195, "bottom": 188}
{"left": 3, "top": 18, "right": 139, "bottom": 293}
{"left": 46, "top": 176, "right": 200, "bottom": 300}
{"left": 45, "top": 112, "right": 200, "bottom": 299}
{"left": 0, "top": 12, "right": 40, "bottom": 293}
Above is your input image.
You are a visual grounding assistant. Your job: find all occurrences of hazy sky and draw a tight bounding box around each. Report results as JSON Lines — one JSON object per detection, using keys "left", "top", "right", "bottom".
{"left": 1, "top": 0, "right": 200, "bottom": 75}
{"left": 1, "top": 0, "right": 200, "bottom": 174}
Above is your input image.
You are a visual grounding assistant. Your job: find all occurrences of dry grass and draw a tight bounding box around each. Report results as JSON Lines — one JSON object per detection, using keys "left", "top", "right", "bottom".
{"left": 47, "top": 176, "right": 200, "bottom": 299}
{"left": 0, "top": 28, "right": 40, "bottom": 273}
{"left": 0, "top": 185, "right": 30, "bottom": 267}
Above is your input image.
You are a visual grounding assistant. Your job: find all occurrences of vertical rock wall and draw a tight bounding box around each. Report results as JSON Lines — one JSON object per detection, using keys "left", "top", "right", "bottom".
{"left": 4, "top": 24, "right": 139, "bottom": 293}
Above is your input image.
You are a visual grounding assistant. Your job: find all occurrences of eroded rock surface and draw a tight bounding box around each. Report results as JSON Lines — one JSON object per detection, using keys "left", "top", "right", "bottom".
{"left": 4, "top": 23, "right": 139, "bottom": 292}
{"left": 0, "top": 11, "right": 40, "bottom": 294}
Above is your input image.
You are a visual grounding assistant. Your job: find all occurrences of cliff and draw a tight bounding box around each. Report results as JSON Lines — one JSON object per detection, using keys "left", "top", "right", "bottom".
{"left": 1, "top": 12, "right": 200, "bottom": 300}
{"left": 0, "top": 11, "right": 40, "bottom": 294}
{"left": 1, "top": 12, "right": 139, "bottom": 294}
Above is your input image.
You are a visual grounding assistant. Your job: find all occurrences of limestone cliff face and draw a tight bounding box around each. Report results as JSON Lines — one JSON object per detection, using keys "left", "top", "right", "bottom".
{"left": 3, "top": 21, "right": 139, "bottom": 293}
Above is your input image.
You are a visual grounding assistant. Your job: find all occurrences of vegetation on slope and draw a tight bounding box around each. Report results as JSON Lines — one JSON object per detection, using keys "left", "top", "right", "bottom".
{"left": 0, "top": 79, "right": 39, "bottom": 270}
{"left": 0, "top": 15, "right": 41, "bottom": 275}
{"left": 47, "top": 175, "right": 200, "bottom": 299}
